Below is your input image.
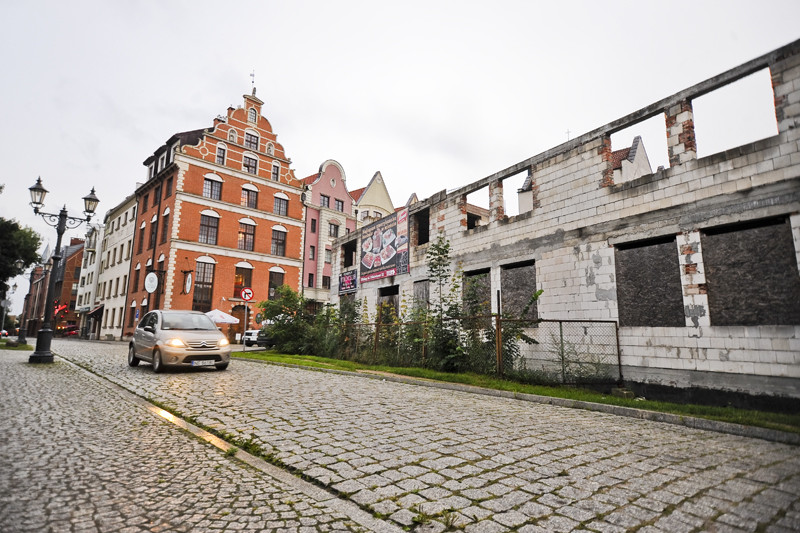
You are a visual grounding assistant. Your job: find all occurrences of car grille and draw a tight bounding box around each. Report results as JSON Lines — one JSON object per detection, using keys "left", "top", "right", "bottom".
{"left": 186, "top": 340, "right": 220, "bottom": 350}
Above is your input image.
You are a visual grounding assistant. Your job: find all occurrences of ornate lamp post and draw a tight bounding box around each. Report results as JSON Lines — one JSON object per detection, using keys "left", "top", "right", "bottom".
{"left": 28, "top": 177, "right": 99, "bottom": 363}
{"left": 15, "top": 259, "right": 37, "bottom": 346}
{"left": 1, "top": 283, "right": 16, "bottom": 337}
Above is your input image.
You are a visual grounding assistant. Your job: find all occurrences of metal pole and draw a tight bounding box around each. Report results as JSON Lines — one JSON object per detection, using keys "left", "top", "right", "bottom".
{"left": 30, "top": 207, "right": 67, "bottom": 363}
{"left": 243, "top": 304, "right": 248, "bottom": 352}
{"left": 559, "top": 321, "right": 566, "bottom": 385}
{"left": 17, "top": 293, "right": 29, "bottom": 345}
{"left": 1, "top": 300, "right": 7, "bottom": 338}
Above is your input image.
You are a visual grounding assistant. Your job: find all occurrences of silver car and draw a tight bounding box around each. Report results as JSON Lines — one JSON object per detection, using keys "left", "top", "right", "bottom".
{"left": 128, "top": 310, "right": 231, "bottom": 372}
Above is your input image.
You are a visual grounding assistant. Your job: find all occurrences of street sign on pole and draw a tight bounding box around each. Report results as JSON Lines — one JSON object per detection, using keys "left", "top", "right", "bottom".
{"left": 240, "top": 287, "right": 253, "bottom": 301}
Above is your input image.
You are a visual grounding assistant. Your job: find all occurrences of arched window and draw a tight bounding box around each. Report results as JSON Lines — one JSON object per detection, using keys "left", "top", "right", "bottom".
{"left": 215, "top": 142, "right": 227, "bottom": 165}
{"left": 199, "top": 209, "right": 220, "bottom": 245}
{"left": 238, "top": 218, "right": 256, "bottom": 251}
{"left": 234, "top": 261, "right": 254, "bottom": 298}
{"left": 203, "top": 173, "right": 223, "bottom": 200}
{"left": 271, "top": 225, "right": 288, "bottom": 256}
{"left": 227, "top": 129, "right": 237, "bottom": 142}
{"left": 248, "top": 108, "right": 257, "bottom": 123}
{"left": 243, "top": 152, "right": 258, "bottom": 175}
{"left": 273, "top": 192, "right": 289, "bottom": 216}
{"left": 266, "top": 143, "right": 274, "bottom": 156}
{"left": 268, "top": 266, "right": 285, "bottom": 300}
{"left": 193, "top": 256, "right": 216, "bottom": 312}
{"left": 241, "top": 183, "right": 258, "bottom": 208}
{"left": 244, "top": 129, "right": 259, "bottom": 151}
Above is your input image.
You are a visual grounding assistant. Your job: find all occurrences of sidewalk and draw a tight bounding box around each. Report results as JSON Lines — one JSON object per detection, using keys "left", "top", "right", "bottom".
{"left": 0, "top": 350, "right": 401, "bottom": 532}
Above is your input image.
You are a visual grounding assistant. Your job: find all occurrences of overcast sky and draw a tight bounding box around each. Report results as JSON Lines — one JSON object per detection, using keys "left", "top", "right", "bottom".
{"left": 2, "top": 0, "right": 799, "bottom": 314}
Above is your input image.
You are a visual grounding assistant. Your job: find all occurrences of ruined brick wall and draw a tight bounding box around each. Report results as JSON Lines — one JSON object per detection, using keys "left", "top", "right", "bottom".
{"left": 333, "top": 40, "right": 800, "bottom": 397}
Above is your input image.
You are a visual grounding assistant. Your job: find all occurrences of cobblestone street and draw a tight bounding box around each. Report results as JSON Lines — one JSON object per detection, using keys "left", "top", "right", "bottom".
{"left": 0, "top": 347, "right": 397, "bottom": 532}
{"left": 3, "top": 339, "right": 800, "bottom": 532}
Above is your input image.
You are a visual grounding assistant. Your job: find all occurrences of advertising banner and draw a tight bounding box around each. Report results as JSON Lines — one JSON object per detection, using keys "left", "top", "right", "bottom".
{"left": 339, "top": 269, "right": 358, "bottom": 294}
{"left": 359, "top": 208, "right": 410, "bottom": 283}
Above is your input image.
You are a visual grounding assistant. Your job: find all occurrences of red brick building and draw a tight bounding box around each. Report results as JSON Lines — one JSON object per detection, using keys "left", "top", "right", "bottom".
{"left": 123, "top": 91, "right": 304, "bottom": 340}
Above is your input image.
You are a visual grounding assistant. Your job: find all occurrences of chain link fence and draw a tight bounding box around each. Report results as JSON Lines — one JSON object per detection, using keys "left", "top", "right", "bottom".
{"left": 333, "top": 317, "right": 620, "bottom": 385}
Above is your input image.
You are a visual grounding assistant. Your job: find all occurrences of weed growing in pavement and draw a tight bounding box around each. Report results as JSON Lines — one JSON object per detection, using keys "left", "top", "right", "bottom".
{"left": 225, "top": 447, "right": 238, "bottom": 457}
{"left": 440, "top": 509, "right": 459, "bottom": 530}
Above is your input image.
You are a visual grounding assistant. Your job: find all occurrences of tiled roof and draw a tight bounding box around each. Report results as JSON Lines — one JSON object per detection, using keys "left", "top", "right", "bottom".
{"left": 611, "top": 147, "right": 631, "bottom": 170}
{"left": 302, "top": 174, "right": 319, "bottom": 185}
{"left": 350, "top": 187, "right": 366, "bottom": 202}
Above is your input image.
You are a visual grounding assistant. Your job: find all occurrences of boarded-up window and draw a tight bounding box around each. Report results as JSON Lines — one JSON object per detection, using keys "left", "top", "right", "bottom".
{"left": 501, "top": 261, "right": 537, "bottom": 319}
{"left": 413, "top": 280, "right": 429, "bottom": 308}
{"left": 615, "top": 237, "right": 684, "bottom": 327}
{"left": 703, "top": 217, "right": 800, "bottom": 325}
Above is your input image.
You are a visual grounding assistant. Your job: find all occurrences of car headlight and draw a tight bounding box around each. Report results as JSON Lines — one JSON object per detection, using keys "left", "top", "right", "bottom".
{"left": 166, "top": 338, "right": 187, "bottom": 348}
{"left": 218, "top": 338, "right": 230, "bottom": 347}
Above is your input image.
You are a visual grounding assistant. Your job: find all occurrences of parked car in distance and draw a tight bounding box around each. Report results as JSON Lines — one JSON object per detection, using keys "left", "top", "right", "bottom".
{"left": 63, "top": 325, "right": 79, "bottom": 337}
{"left": 256, "top": 329, "right": 275, "bottom": 348}
{"left": 242, "top": 329, "right": 259, "bottom": 346}
{"left": 128, "top": 310, "right": 231, "bottom": 373}
{"left": 0, "top": 329, "right": 7, "bottom": 337}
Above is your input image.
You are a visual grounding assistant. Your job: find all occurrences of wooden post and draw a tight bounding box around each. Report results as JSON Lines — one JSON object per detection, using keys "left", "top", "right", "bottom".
{"left": 495, "top": 289, "right": 503, "bottom": 376}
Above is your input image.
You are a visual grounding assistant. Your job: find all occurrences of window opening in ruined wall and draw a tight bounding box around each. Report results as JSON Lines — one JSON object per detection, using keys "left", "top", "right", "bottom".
{"left": 378, "top": 285, "right": 400, "bottom": 319}
{"left": 500, "top": 260, "right": 537, "bottom": 319}
{"left": 615, "top": 236, "right": 684, "bottom": 327}
{"left": 465, "top": 186, "right": 489, "bottom": 230}
{"left": 463, "top": 269, "right": 491, "bottom": 316}
{"left": 702, "top": 216, "right": 800, "bottom": 326}
{"left": 692, "top": 68, "right": 777, "bottom": 158}
{"left": 503, "top": 169, "right": 530, "bottom": 218}
{"left": 413, "top": 209, "right": 430, "bottom": 245}
{"left": 609, "top": 114, "right": 668, "bottom": 183}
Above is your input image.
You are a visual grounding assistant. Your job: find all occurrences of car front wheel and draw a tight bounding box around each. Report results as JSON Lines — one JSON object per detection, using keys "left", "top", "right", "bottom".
{"left": 216, "top": 362, "right": 229, "bottom": 371}
{"left": 152, "top": 349, "right": 164, "bottom": 373}
{"left": 128, "top": 345, "right": 140, "bottom": 367}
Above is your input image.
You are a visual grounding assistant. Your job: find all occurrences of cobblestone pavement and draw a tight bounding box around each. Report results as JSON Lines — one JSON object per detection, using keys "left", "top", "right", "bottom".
{"left": 0, "top": 348, "right": 400, "bottom": 532}
{"left": 32, "top": 341, "right": 800, "bottom": 531}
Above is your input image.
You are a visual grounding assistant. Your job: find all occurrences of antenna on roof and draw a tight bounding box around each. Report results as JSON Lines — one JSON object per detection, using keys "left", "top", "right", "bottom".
{"left": 250, "top": 70, "right": 256, "bottom": 96}
{"left": 565, "top": 128, "right": 571, "bottom": 141}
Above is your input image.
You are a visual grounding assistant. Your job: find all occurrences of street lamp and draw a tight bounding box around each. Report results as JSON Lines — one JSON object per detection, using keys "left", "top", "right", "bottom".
{"left": 15, "top": 259, "right": 37, "bottom": 346}
{"left": 28, "top": 177, "right": 99, "bottom": 363}
{"left": 1, "top": 283, "right": 16, "bottom": 338}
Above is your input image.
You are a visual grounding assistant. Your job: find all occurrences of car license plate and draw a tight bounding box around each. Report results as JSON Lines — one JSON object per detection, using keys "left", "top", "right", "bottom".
{"left": 191, "top": 360, "right": 215, "bottom": 367}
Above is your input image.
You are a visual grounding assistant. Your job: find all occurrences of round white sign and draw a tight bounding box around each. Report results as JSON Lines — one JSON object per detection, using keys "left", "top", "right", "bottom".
{"left": 144, "top": 272, "right": 159, "bottom": 294}
{"left": 184, "top": 272, "right": 193, "bottom": 294}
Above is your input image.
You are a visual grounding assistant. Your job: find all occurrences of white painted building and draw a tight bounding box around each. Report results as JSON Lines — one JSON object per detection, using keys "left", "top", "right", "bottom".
{"left": 95, "top": 195, "right": 137, "bottom": 340}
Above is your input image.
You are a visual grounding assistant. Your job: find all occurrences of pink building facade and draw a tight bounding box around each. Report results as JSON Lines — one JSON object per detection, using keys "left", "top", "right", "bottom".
{"left": 301, "top": 160, "right": 357, "bottom": 308}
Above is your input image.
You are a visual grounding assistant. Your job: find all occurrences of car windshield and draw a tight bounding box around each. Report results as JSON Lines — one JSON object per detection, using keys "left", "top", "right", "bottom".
{"left": 162, "top": 313, "right": 218, "bottom": 331}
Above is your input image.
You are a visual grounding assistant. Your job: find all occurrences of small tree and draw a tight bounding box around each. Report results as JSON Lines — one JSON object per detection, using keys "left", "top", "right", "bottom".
{"left": 256, "top": 285, "right": 311, "bottom": 354}
{"left": 0, "top": 217, "right": 41, "bottom": 298}
{"left": 425, "top": 234, "right": 463, "bottom": 371}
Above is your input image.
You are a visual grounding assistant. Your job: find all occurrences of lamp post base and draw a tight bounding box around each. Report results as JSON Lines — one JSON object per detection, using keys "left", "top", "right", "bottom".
{"left": 29, "top": 328, "right": 55, "bottom": 364}
{"left": 29, "top": 352, "right": 54, "bottom": 364}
